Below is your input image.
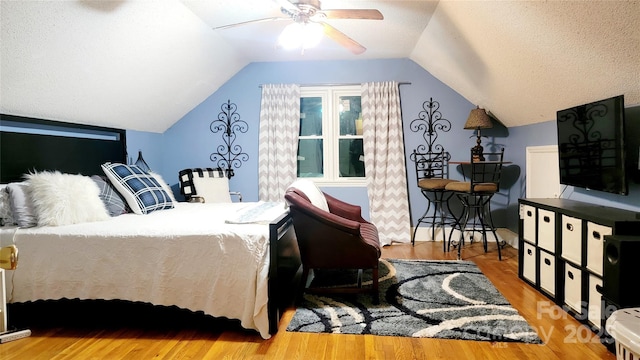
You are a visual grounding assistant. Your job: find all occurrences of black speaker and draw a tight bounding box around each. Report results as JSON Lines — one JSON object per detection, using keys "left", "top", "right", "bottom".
{"left": 603, "top": 235, "right": 640, "bottom": 307}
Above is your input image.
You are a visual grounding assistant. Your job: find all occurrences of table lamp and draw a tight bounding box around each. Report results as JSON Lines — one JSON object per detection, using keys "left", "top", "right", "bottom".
{"left": 464, "top": 107, "right": 493, "bottom": 161}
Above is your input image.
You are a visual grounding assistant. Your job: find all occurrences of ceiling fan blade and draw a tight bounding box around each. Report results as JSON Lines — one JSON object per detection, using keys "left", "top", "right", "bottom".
{"left": 214, "top": 17, "right": 289, "bottom": 30}
{"left": 321, "top": 22, "right": 366, "bottom": 55}
{"left": 321, "top": 9, "right": 383, "bottom": 20}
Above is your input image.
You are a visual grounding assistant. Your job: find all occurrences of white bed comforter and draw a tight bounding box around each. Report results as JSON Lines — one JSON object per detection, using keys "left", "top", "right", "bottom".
{"left": 0, "top": 202, "right": 287, "bottom": 339}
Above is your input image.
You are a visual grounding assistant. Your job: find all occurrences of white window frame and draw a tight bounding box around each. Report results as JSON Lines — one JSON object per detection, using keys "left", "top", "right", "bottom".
{"left": 299, "top": 85, "right": 366, "bottom": 187}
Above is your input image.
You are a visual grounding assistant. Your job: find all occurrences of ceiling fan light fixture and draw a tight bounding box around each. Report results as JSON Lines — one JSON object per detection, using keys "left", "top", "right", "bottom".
{"left": 278, "top": 22, "right": 324, "bottom": 50}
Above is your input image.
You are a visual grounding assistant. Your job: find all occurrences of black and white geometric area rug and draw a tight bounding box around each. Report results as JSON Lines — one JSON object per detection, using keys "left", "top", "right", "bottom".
{"left": 287, "top": 259, "right": 542, "bottom": 343}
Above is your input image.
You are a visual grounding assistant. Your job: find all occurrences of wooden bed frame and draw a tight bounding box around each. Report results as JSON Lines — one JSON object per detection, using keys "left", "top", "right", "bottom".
{"left": 0, "top": 114, "right": 301, "bottom": 335}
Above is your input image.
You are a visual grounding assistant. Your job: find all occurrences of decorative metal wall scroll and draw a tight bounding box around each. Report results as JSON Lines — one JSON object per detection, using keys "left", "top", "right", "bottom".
{"left": 409, "top": 97, "right": 451, "bottom": 161}
{"left": 210, "top": 99, "right": 249, "bottom": 179}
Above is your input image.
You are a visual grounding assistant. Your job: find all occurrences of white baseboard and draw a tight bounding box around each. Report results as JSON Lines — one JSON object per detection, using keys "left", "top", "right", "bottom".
{"left": 412, "top": 226, "right": 455, "bottom": 242}
{"left": 496, "top": 228, "right": 519, "bottom": 249}
{"left": 412, "top": 226, "right": 519, "bottom": 249}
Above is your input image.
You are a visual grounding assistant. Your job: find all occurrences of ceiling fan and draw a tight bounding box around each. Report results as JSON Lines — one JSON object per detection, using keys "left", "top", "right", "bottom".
{"left": 214, "top": 0, "right": 384, "bottom": 55}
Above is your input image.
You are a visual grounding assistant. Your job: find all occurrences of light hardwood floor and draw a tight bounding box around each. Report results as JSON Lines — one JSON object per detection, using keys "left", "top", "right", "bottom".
{"left": 0, "top": 241, "right": 616, "bottom": 360}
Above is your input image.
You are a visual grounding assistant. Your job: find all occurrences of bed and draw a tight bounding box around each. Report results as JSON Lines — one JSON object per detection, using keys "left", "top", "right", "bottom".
{"left": 0, "top": 114, "right": 301, "bottom": 339}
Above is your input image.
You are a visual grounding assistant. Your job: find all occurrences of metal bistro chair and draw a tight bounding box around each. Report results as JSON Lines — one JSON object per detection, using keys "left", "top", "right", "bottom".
{"left": 445, "top": 148, "right": 505, "bottom": 260}
{"left": 411, "top": 150, "right": 459, "bottom": 250}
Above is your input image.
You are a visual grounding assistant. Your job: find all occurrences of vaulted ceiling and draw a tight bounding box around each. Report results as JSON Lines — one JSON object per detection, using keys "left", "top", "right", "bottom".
{"left": 1, "top": 0, "right": 638, "bottom": 133}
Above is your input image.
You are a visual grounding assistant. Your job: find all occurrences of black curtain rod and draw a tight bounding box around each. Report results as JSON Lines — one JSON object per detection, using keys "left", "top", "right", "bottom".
{"left": 258, "top": 82, "right": 411, "bottom": 88}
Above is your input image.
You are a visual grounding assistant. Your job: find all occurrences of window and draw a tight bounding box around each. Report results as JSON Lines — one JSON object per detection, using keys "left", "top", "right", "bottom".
{"left": 297, "top": 86, "right": 365, "bottom": 185}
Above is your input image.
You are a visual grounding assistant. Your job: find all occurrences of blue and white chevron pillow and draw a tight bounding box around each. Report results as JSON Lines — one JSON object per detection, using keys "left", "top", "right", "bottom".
{"left": 101, "top": 163, "right": 174, "bottom": 215}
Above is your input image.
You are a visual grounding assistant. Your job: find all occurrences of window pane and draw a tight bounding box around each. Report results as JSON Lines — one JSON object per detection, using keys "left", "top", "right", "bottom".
{"left": 339, "top": 96, "right": 362, "bottom": 136}
{"left": 339, "top": 138, "right": 365, "bottom": 177}
{"left": 300, "top": 97, "right": 322, "bottom": 136}
{"left": 297, "top": 139, "right": 323, "bottom": 177}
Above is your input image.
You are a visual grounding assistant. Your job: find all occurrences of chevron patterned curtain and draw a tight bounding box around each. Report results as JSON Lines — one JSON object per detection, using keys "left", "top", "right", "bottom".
{"left": 258, "top": 84, "right": 301, "bottom": 202}
{"left": 361, "top": 81, "right": 411, "bottom": 245}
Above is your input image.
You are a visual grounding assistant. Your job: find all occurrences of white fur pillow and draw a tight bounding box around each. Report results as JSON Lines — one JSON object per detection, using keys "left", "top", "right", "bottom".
{"left": 26, "top": 171, "right": 110, "bottom": 226}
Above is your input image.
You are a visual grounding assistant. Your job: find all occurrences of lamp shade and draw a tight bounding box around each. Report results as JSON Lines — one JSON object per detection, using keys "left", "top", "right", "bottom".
{"left": 464, "top": 107, "right": 493, "bottom": 130}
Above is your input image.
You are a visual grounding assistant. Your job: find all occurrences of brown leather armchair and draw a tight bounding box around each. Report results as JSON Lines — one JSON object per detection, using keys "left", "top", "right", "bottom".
{"left": 284, "top": 186, "right": 381, "bottom": 303}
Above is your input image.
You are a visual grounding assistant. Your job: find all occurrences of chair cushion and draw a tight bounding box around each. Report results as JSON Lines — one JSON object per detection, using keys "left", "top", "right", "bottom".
{"left": 418, "top": 178, "right": 458, "bottom": 190}
{"left": 288, "top": 179, "right": 329, "bottom": 212}
{"left": 191, "top": 175, "right": 231, "bottom": 203}
{"left": 445, "top": 181, "right": 498, "bottom": 193}
{"left": 179, "top": 168, "right": 231, "bottom": 203}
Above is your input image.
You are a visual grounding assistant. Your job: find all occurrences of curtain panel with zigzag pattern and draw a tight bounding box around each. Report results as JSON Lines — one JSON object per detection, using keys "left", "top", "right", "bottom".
{"left": 361, "top": 81, "right": 411, "bottom": 245}
{"left": 258, "top": 84, "right": 301, "bottom": 201}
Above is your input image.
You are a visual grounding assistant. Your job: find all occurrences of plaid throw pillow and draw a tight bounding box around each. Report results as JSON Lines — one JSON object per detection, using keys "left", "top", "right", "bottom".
{"left": 0, "top": 187, "right": 16, "bottom": 226}
{"left": 101, "top": 163, "right": 174, "bottom": 215}
{"left": 91, "top": 175, "right": 130, "bottom": 216}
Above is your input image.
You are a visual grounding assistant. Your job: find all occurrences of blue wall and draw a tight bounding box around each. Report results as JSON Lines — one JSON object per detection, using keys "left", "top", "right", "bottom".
{"left": 129, "top": 58, "right": 639, "bottom": 236}
{"left": 126, "top": 130, "right": 164, "bottom": 171}
{"left": 500, "top": 110, "right": 640, "bottom": 232}
{"left": 159, "top": 58, "right": 482, "bottom": 226}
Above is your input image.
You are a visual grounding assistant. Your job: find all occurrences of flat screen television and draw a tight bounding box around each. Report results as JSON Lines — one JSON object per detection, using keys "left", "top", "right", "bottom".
{"left": 556, "top": 94, "right": 628, "bottom": 195}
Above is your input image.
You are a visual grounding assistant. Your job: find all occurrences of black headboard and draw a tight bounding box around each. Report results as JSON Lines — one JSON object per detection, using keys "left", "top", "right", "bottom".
{"left": 0, "top": 114, "right": 127, "bottom": 183}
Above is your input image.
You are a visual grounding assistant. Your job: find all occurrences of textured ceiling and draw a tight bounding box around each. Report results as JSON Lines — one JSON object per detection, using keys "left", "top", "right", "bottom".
{"left": 181, "top": 0, "right": 438, "bottom": 62}
{"left": 411, "top": 1, "right": 640, "bottom": 126}
{"left": 0, "top": 0, "right": 247, "bottom": 132}
{"left": 1, "top": 0, "right": 638, "bottom": 133}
